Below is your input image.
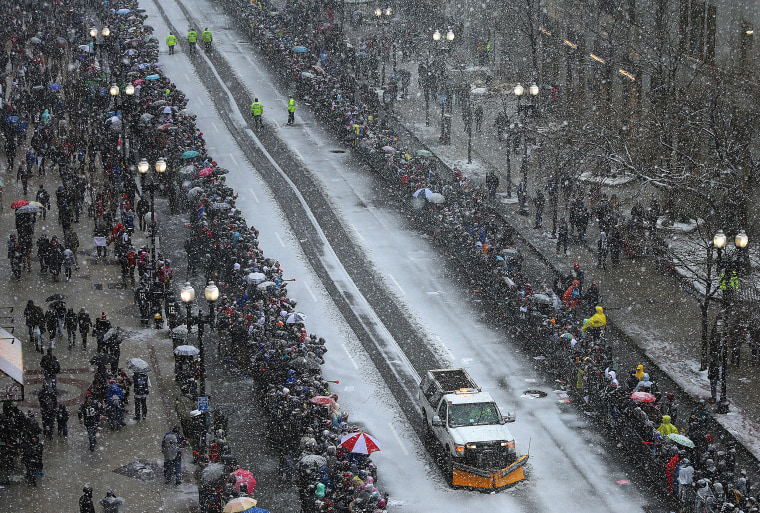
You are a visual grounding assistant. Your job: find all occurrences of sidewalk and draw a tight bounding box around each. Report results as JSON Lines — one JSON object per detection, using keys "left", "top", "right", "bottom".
{"left": 0, "top": 161, "right": 198, "bottom": 510}
{"left": 341, "top": 28, "right": 760, "bottom": 461}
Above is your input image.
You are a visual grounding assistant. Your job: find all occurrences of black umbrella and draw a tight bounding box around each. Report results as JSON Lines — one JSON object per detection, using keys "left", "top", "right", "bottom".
{"left": 45, "top": 294, "right": 66, "bottom": 302}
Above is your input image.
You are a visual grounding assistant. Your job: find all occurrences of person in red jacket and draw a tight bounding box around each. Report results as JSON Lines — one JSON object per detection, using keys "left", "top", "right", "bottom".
{"left": 562, "top": 280, "right": 581, "bottom": 310}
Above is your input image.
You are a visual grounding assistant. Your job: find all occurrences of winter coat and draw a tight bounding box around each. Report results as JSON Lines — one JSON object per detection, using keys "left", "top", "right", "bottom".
{"left": 634, "top": 373, "right": 654, "bottom": 392}
{"left": 162, "top": 431, "right": 181, "bottom": 460}
{"left": 77, "top": 312, "right": 92, "bottom": 333}
{"left": 40, "top": 354, "right": 60, "bottom": 376}
{"left": 78, "top": 399, "right": 102, "bottom": 427}
{"left": 635, "top": 365, "right": 645, "bottom": 381}
{"left": 582, "top": 306, "right": 607, "bottom": 332}
{"left": 106, "top": 384, "right": 123, "bottom": 407}
{"left": 657, "top": 415, "right": 679, "bottom": 436}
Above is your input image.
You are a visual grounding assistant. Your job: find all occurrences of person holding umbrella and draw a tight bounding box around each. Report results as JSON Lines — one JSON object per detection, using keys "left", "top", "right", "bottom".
{"left": 132, "top": 369, "right": 150, "bottom": 420}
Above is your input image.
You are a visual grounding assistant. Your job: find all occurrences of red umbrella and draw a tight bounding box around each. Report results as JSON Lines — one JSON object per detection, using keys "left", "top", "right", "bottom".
{"left": 340, "top": 431, "right": 381, "bottom": 455}
{"left": 630, "top": 391, "right": 657, "bottom": 403}
{"left": 10, "top": 200, "right": 29, "bottom": 209}
{"left": 228, "top": 468, "right": 256, "bottom": 493}
{"left": 198, "top": 167, "right": 213, "bottom": 178}
{"left": 132, "top": 79, "right": 145, "bottom": 85}
{"left": 309, "top": 396, "right": 335, "bottom": 407}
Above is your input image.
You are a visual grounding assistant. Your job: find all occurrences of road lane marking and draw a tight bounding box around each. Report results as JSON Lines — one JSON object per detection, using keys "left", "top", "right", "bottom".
{"left": 229, "top": 153, "right": 238, "bottom": 165}
{"left": 197, "top": 95, "right": 204, "bottom": 106}
{"left": 435, "top": 335, "right": 455, "bottom": 361}
{"left": 388, "top": 422, "right": 409, "bottom": 455}
{"left": 351, "top": 223, "right": 364, "bottom": 241}
{"left": 275, "top": 232, "right": 285, "bottom": 247}
{"left": 303, "top": 281, "right": 318, "bottom": 302}
{"left": 342, "top": 344, "right": 359, "bottom": 369}
{"left": 248, "top": 188, "right": 259, "bottom": 203}
{"left": 212, "top": 122, "right": 220, "bottom": 133}
{"left": 388, "top": 273, "right": 405, "bottom": 295}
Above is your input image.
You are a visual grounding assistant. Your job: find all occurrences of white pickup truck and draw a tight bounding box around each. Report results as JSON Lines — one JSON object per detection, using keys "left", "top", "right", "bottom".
{"left": 419, "top": 368, "right": 527, "bottom": 489}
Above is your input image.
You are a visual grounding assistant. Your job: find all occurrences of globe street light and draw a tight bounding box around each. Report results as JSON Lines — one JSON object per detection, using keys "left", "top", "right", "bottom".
{"left": 432, "top": 30, "right": 441, "bottom": 41}
{"left": 138, "top": 158, "right": 166, "bottom": 272}
{"left": 709, "top": 228, "right": 750, "bottom": 414}
{"left": 446, "top": 30, "right": 455, "bottom": 41}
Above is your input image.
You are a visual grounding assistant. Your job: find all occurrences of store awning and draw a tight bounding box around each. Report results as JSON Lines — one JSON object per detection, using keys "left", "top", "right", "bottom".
{"left": 0, "top": 327, "right": 24, "bottom": 401}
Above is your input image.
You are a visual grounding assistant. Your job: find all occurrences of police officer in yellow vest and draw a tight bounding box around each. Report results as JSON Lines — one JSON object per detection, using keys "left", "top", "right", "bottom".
{"left": 166, "top": 32, "right": 177, "bottom": 55}
{"left": 250, "top": 98, "right": 263, "bottom": 129}
{"left": 201, "top": 28, "right": 213, "bottom": 52}
{"left": 187, "top": 28, "right": 197, "bottom": 54}
{"left": 287, "top": 96, "right": 295, "bottom": 125}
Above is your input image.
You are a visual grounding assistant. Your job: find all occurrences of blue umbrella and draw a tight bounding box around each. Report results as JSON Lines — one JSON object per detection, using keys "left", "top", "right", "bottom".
{"left": 292, "top": 46, "right": 308, "bottom": 53}
{"left": 5, "top": 116, "right": 19, "bottom": 124}
{"left": 116, "top": 8, "right": 131, "bottom": 14}
{"left": 181, "top": 150, "right": 199, "bottom": 159}
{"left": 48, "top": 83, "right": 62, "bottom": 91}
{"left": 356, "top": 51, "right": 368, "bottom": 57}
{"left": 145, "top": 74, "right": 160, "bottom": 80}
{"left": 15, "top": 205, "right": 41, "bottom": 213}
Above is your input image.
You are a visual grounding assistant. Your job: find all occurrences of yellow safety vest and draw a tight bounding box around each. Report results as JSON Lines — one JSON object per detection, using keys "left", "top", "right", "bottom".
{"left": 187, "top": 31, "right": 197, "bottom": 43}
{"left": 166, "top": 34, "right": 177, "bottom": 46}
{"left": 288, "top": 98, "right": 296, "bottom": 113}
{"left": 251, "top": 102, "right": 263, "bottom": 115}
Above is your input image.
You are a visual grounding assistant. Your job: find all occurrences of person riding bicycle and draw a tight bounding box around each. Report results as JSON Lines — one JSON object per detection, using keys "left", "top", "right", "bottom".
{"left": 250, "top": 98, "right": 263, "bottom": 129}
{"left": 187, "top": 28, "right": 197, "bottom": 54}
{"left": 201, "top": 28, "right": 212, "bottom": 52}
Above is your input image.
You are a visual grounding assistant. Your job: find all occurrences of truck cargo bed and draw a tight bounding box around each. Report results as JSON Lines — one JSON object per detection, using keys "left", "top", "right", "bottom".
{"left": 430, "top": 368, "right": 479, "bottom": 393}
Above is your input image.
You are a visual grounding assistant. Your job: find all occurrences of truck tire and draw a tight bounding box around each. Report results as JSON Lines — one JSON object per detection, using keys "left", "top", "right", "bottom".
{"left": 422, "top": 410, "right": 432, "bottom": 439}
{"left": 445, "top": 447, "right": 454, "bottom": 487}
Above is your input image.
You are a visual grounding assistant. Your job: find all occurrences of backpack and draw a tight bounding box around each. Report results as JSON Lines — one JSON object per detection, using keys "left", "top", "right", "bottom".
{"left": 134, "top": 374, "right": 149, "bottom": 395}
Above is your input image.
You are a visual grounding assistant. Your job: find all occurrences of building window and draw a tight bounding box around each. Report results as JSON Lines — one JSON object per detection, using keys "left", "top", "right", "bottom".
{"left": 680, "top": 0, "right": 716, "bottom": 63}
{"left": 740, "top": 23, "right": 754, "bottom": 72}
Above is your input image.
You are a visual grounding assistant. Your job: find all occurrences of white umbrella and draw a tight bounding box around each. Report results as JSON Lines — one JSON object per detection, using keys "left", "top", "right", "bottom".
{"left": 256, "top": 281, "right": 276, "bottom": 290}
{"left": 412, "top": 188, "right": 434, "bottom": 198}
{"left": 426, "top": 192, "right": 445, "bottom": 204}
{"left": 246, "top": 272, "right": 267, "bottom": 284}
{"left": 286, "top": 312, "right": 307, "bottom": 324}
{"left": 126, "top": 357, "right": 151, "bottom": 374}
{"left": 174, "top": 345, "right": 199, "bottom": 356}
{"left": 171, "top": 325, "right": 189, "bottom": 337}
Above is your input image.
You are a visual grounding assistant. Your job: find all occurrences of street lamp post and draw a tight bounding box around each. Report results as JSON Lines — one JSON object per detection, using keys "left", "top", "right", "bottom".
{"left": 374, "top": 7, "right": 392, "bottom": 85}
{"left": 89, "top": 27, "right": 97, "bottom": 55}
{"left": 432, "top": 29, "right": 455, "bottom": 145}
{"left": 138, "top": 158, "right": 166, "bottom": 277}
{"left": 101, "top": 26, "right": 110, "bottom": 62}
{"left": 180, "top": 281, "right": 219, "bottom": 450}
{"left": 711, "top": 229, "right": 749, "bottom": 414}
{"left": 514, "top": 83, "right": 539, "bottom": 194}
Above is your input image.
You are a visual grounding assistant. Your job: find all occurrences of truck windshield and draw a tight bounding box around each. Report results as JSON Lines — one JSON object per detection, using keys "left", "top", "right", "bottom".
{"left": 448, "top": 402, "right": 501, "bottom": 427}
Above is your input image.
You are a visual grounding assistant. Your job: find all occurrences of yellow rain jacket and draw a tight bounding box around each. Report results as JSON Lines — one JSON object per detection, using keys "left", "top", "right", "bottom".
{"left": 657, "top": 415, "right": 679, "bottom": 436}
{"left": 582, "top": 306, "right": 607, "bottom": 332}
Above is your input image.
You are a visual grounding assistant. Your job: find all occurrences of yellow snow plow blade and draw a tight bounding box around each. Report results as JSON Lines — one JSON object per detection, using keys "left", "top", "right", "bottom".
{"left": 452, "top": 454, "right": 529, "bottom": 489}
